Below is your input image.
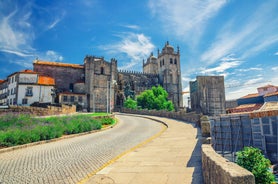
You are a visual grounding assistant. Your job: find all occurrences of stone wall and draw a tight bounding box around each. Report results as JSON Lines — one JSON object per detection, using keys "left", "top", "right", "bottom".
{"left": 121, "top": 108, "right": 201, "bottom": 125}
{"left": 0, "top": 105, "right": 76, "bottom": 116}
{"left": 33, "top": 62, "right": 84, "bottom": 92}
{"left": 202, "top": 144, "right": 255, "bottom": 184}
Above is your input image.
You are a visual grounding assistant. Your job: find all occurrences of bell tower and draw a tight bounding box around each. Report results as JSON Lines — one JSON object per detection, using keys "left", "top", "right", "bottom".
{"left": 157, "top": 41, "right": 183, "bottom": 110}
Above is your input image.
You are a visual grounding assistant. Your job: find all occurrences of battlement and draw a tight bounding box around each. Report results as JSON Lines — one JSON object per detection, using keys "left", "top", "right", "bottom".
{"left": 118, "top": 70, "right": 158, "bottom": 77}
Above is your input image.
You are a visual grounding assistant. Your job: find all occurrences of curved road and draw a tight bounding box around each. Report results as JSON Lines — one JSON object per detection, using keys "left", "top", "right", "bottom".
{"left": 0, "top": 114, "right": 163, "bottom": 184}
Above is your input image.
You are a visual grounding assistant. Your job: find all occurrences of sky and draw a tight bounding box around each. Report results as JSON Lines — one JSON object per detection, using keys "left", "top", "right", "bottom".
{"left": 1, "top": 0, "right": 278, "bottom": 105}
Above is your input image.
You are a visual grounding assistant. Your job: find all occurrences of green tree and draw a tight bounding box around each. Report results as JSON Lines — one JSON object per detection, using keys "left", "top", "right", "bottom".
{"left": 137, "top": 85, "right": 174, "bottom": 111}
{"left": 236, "top": 147, "right": 275, "bottom": 184}
{"left": 124, "top": 97, "right": 137, "bottom": 109}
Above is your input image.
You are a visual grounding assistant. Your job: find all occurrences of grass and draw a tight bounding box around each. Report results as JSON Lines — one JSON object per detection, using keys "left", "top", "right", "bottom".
{"left": 0, "top": 113, "right": 115, "bottom": 148}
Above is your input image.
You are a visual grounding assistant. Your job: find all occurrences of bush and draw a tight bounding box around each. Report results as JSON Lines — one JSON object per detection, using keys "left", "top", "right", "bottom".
{"left": 236, "top": 147, "right": 275, "bottom": 184}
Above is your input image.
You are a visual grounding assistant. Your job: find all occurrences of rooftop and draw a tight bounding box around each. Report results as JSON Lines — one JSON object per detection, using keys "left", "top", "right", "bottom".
{"left": 239, "top": 93, "right": 260, "bottom": 99}
{"left": 38, "top": 76, "right": 55, "bottom": 86}
{"left": 258, "top": 84, "right": 278, "bottom": 89}
{"left": 33, "top": 60, "right": 84, "bottom": 69}
{"left": 264, "top": 91, "right": 278, "bottom": 97}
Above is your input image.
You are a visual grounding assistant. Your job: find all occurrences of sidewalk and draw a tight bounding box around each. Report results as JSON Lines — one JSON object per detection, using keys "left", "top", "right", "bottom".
{"left": 83, "top": 115, "right": 203, "bottom": 184}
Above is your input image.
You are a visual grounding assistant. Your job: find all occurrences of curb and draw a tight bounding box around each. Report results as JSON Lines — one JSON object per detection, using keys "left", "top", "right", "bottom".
{"left": 77, "top": 113, "right": 168, "bottom": 184}
{"left": 0, "top": 118, "right": 119, "bottom": 154}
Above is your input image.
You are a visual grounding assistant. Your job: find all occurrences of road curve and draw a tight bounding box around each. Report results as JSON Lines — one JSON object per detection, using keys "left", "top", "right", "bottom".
{"left": 0, "top": 114, "right": 163, "bottom": 184}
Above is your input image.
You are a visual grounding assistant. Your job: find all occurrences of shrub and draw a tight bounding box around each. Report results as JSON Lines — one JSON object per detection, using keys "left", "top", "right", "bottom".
{"left": 0, "top": 114, "right": 113, "bottom": 147}
{"left": 236, "top": 147, "right": 275, "bottom": 184}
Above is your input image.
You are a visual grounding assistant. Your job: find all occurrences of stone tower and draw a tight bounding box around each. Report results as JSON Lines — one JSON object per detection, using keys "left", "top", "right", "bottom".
{"left": 190, "top": 76, "right": 226, "bottom": 115}
{"left": 143, "top": 52, "right": 158, "bottom": 74}
{"left": 84, "top": 56, "right": 117, "bottom": 112}
{"left": 157, "top": 41, "right": 183, "bottom": 110}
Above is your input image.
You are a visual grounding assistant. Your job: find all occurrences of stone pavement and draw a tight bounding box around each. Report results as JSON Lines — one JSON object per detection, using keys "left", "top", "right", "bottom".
{"left": 83, "top": 115, "right": 203, "bottom": 184}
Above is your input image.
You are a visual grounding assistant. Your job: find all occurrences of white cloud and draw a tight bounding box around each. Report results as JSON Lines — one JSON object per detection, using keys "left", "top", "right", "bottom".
{"left": 272, "top": 66, "right": 278, "bottom": 71}
{"left": 45, "top": 50, "right": 64, "bottom": 61}
{"left": 1, "top": 49, "right": 34, "bottom": 57}
{"left": 148, "top": 0, "right": 227, "bottom": 46}
{"left": 201, "top": 1, "right": 278, "bottom": 65}
{"left": 237, "top": 67, "right": 262, "bottom": 72}
{"left": 244, "top": 77, "right": 263, "bottom": 86}
{"left": 122, "top": 24, "right": 140, "bottom": 30}
{"left": 100, "top": 32, "right": 154, "bottom": 70}
{"left": 200, "top": 60, "right": 241, "bottom": 74}
{"left": 275, "top": 52, "right": 278, "bottom": 56}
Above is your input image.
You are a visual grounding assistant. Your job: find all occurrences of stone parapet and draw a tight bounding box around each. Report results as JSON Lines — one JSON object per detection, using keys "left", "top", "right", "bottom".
{"left": 121, "top": 108, "right": 201, "bottom": 125}
{"left": 202, "top": 144, "right": 255, "bottom": 184}
{"left": 0, "top": 105, "right": 76, "bottom": 116}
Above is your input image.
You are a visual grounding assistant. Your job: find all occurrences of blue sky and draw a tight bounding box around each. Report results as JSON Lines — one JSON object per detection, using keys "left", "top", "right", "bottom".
{"left": 1, "top": 0, "right": 278, "bottom": 103}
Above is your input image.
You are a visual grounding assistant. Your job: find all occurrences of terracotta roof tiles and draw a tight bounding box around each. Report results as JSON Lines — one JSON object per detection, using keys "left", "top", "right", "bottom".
{"left": 37, "top": 76, "right": 55, "bottom": 86}
{"left": 240, "top": 93, "right": 260, "bottom": 99}
{"left": 33, "top": 60, "right": 84, "bottom": 69}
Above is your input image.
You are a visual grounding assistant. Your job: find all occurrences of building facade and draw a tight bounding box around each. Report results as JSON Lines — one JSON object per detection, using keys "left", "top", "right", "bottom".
{"left": 1, "top": 70, "right": 55, "bottom": 106}
{"left": 33, "top": 42, "right": 183, "bottom": 112}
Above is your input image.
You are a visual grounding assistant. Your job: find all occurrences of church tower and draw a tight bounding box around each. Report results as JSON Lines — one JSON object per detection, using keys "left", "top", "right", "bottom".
{"left": 157, "top": 41, "right": 183, "bottom": 110}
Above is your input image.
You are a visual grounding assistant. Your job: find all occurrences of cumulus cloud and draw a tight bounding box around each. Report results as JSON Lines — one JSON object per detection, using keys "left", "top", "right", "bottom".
{"left": 100, "top": 32, "right": 154, "bottom": 70}
{"left": 45, "top": 50, "right": 64, "bottom": 61}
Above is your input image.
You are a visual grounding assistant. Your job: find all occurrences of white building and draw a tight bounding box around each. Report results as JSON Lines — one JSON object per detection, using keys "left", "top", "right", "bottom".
{"left": 0, "top": 80, "right": 8, "bottom": 105}
{"left": 6, "top": 70, "right": 55, "bottom": 106}
{"left": 257, "top": 84, "right": 278, "bottom": 96}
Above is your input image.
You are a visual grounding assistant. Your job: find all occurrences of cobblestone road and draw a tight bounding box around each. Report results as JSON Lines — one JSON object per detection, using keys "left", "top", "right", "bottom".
{"left": 0, "top": 114, "right": 163, "bottom": 184}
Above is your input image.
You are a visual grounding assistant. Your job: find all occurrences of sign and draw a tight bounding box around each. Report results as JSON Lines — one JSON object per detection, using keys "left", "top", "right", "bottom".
{"left": 19, "top": 74, "right": 38, "bottom": 84}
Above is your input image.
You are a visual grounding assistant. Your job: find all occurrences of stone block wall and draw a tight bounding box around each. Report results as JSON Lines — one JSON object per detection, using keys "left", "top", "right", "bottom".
{"left": 0, "top": 105, "right": 76, "bottom": 116}
{"left": 202, "top": 144, "right": 255, "bottom": 184}
{"left": 121, "top": 108, "right": 201, "bottom": 125}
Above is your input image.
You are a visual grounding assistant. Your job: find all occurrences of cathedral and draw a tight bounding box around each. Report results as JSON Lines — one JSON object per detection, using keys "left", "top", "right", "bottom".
{"left": 33, "top": 41, "right": 183, "bottom": 112}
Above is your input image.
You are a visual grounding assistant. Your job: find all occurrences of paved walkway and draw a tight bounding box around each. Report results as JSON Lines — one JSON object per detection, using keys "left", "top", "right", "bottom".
{"left": 83, "top": 115, "right": 203, "bottom": 184}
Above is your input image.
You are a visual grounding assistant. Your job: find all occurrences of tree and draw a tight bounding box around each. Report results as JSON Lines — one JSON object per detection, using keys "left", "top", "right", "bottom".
{"left": 236, "top": 147, "right": 275, "bottom": 184}
{"left": 123, "top": 97, "right": 137, "bottom": 109}
{"left": 136, "top": 86, "right": 174, "bottom": 111}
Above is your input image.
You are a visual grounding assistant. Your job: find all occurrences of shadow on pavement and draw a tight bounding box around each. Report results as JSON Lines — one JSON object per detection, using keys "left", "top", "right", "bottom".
{"left": 186, "top": 123, "right": 204, "bottom": 184}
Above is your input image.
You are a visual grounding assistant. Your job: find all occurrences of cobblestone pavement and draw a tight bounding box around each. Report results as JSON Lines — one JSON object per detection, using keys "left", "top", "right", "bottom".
{"left": 0, "top": 115, "right": 163, "bottom": 184}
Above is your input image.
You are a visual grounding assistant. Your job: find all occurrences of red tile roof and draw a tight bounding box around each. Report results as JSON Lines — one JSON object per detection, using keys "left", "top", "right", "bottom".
{"left": 264, "top": 91, "right": 278, "bottom": 97}
{"left": 33, "top": 60, "right": 84, "bottom": 69}
{"left": 227, "top": 103, "right": 263, "bottom": 114}
{"left": 37, "top": 76, "right": 55, "bottom": 85}
{"left": 19, "top": 69, "right": 38, "bottom": 74}
{"left": 239, "top": 93, "right": 260, "bottom": 99}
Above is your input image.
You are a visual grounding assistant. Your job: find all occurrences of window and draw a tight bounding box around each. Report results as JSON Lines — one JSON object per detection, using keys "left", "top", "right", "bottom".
{"left": 69, "top": 83, "right": 73, "bottom": 92}
{"left": 78, "top": 96, "right": 83, "bottom": 103}
{"left": 13, "top": 98, "right": 16, "bottom": 105}
{"left": 170, "top": 58, "right": 173, "bottom": 64}
{"left": 160, "top": 60, "right": 162, "bottom": 67}
{"left": 174, "top": 58, "right": 177, "bottom": 64}
{"left": 70, "top": 96, "right": 75, "bottom": 102}
{"left": 163, "top": 59, "right": 164, "bottom": 65}
{"left": 22, "top": 98, "right": 28, "bottom": 105}
{"left": 63, "top": 96, "right": 68, "bottom": 102}
{"left": 25, "top": 87, "right": 33, "bottom": 96}
{"left": 101, "top": 67, "right": 104, "bottom": 74}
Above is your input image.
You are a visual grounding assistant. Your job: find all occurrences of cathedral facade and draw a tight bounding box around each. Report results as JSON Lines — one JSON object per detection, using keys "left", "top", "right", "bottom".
{"left": 33, "top": 42, "right": 183, "bottom": 112}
